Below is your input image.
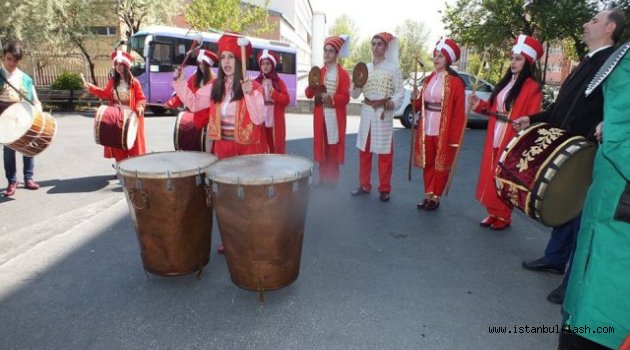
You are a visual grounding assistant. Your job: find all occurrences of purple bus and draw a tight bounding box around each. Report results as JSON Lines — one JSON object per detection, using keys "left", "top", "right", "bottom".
{"left": 128, "top": 25, "right": 298, "bottom": 114}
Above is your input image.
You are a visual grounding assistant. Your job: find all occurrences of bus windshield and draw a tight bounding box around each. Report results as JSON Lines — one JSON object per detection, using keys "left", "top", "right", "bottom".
{"left": 129, "top": 26, "right": 298, "bottom": 108}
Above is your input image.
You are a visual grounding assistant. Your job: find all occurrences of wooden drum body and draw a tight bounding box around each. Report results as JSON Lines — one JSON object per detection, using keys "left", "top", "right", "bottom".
{"left": 0, "top": 101, "right": 57, "bottom": 157}
{"left": 94, "top": 105, "right": 138, "bottom": 150}
{"left": 206, "top": 154, "right": 313, "bottom": 291}
{"left": 496, "top": 123, "right": 596, "bottom": 227}
{"left": 117, "top": 151, "right": 218, "bottom": 276}
{"left": 173, "top": 111, "right": 208, "bottom": 152}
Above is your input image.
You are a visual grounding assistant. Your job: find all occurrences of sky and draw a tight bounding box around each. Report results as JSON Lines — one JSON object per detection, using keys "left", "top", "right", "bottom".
{"left": 310, "top": 0, "right": 455, "bottom": 48}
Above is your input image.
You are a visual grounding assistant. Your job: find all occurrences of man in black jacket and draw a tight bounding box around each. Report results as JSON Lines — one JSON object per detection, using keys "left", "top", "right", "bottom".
{"left": 514, "top": 8, "right": 626, "bottom": 305}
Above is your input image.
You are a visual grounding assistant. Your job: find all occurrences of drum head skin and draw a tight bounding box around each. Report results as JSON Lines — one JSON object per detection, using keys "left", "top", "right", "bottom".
{"left": 308, "top": 66, "right": 321, "bottom": 89}
{"left": 117, "top": 151, "right": 218, "bottom": 178}
{"left": 206, "top": 154, "right": 313, "bottom": 185}
{"left": 125, "top": 110, "right": 139, "bottom": 149}
{"left": 0, "top": 102, "right": 35, "bottom": 143}
{"left": 353, "top": 62, "right": 368, "bottom": 88}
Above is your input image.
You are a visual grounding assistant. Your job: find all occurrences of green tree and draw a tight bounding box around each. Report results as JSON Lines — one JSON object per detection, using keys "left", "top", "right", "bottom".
{"left": 328, "top": 15, "right": 360, "bottom": 69}
{"left": 114, "top": 0, "right": 183, "bottom": 39}
{"left": 441, "top": 0, "right": 609, "bottom": 83}
{"left": 395, "top": 19, "right": 431, "bottom": 79}
{"left": 347, "top": 37, "right": 372, "bottom": 72}
{"left": 185, "top": 0, "right": 273, "bottom": 36}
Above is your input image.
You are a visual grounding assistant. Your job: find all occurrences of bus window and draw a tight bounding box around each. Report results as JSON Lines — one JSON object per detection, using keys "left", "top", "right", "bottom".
{"left": 149, "top": 42, "right": 173, "bottom": 72}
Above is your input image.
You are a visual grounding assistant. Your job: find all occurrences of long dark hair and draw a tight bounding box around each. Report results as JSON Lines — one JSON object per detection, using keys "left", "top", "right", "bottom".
{"left": 211, "top": 58, "right": 244, "bottom": 103}
{"left": 195, "top": 63, "right": 213, "bottom": 89}
{"left": 446, "top": 66, "right": 465, "bottom": 85}
{"left": 113, "top": 65, "right": 133, "bottom": 88}
{"left": 488, "top": 61, "right": 541, "bottom": 111}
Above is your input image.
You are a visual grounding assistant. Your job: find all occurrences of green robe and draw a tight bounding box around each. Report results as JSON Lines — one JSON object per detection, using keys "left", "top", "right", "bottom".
{"left": 563, "top": 48, "right": 630, "bottom": 348}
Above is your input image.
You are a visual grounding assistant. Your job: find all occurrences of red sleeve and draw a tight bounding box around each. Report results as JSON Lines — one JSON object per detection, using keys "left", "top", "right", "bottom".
{"left": 448, "top": 78, "right": 467, "bottom": 146}
{"left": 333, "top": 67, "right": 350, "bottom": 107}
{"left": 305, "top": 86, "right": 315, "bottom": 99}
{"left": 165, "top": 95, "right": 182, "bottom": 109}
{"left": 87, "top": 78, "right": 115, "bottom": 101}
{"left": 132, "top": 79, "right": 146, "bottom": 107}
{"left": 270, "top": 79, "right": 290, "bottom": 106}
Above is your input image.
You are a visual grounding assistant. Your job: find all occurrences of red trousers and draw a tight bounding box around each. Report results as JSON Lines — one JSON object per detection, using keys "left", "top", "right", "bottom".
{"left": 318, "top": 131, "right": 340, "bottom": 184}
{"left": 212, "top": 139, "right": 267, "bottom": 159}
{"left": 358, "top": 132, "right": 393, "bottom": 193}
{"left": 422, "top": 135, "right": 455, "bottom": 198}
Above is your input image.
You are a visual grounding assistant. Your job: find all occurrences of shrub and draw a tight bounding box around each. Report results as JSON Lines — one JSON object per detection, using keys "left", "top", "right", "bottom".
{"left": 51, "top": 72, "right": 84, "bottom": 90}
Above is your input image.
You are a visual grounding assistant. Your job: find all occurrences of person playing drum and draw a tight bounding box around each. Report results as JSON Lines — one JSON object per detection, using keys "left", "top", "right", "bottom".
{"left": 1, "top": 42, "right": 43, "bottom": 197}
{"left": 83, "top": 50, "right": 147, "bottom": 162}
{"left": 350, "top": 32, "right": 404, "bottom": 202}
{"left": 255, "top": 49, "right": 290, "bottom": 154}
{"left": 305, "top": 35, "right": 350, "bottom": 187}
{"left": 469, "top": 35, "right": 543, "bottom": 230}
{"left": 411, "top": 38, "right": 466, "bottom": 211}
{"left": 167, "top": 49, "right": 218, "bottom": 129}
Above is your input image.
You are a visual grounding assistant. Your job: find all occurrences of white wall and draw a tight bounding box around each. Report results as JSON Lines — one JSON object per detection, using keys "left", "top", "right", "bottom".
{"left": 311, "top": 12, "right": 327, "bottom": 67}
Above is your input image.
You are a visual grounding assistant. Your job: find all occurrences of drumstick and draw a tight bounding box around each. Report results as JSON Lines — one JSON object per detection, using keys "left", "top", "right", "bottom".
{"left": 178, "top": 33, "right": 204, "bottom": 79}
{"left": 480, "top": 108, "right": 517, "bottom": 125}
{"left": 1, "top": 72, "right": 35, "bottom": 106}
{"left": 237, "top": 37, "right": 250, "bottom": 80}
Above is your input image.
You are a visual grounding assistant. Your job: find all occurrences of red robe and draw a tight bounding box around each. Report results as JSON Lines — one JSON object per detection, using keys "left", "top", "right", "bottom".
{"left": 164, "top": 74, "right": 211, "bottom": 129}
{"left": 88, "top": 78, "right": 146, "bottom": 162}
{"left": 413, "top": 72, "right": 466, "bottom": 195}
{"left": 265, "top": 78, "right": 290, "bottom": 154}
{"left": 304, "top": 63, "right": 350, "bottom": 165}
{"left": 474, "top": 78, "right": 542, "bottom": 216}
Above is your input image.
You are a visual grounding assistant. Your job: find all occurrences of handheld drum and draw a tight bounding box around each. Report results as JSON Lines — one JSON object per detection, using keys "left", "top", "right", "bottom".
{"left": 0, "top": 101, "right": 57, "bottom": 157}
{"left": 496, "top": 123, "right": 596, "bottom": 227}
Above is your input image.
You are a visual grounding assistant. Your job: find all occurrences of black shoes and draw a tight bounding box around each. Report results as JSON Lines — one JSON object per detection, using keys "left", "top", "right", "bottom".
{"left": 379, "top": 192, "right": 390, "bottom": 202}
{"left": 522, "top": 257, "right": 565, "bottom": 275}
{"left": 547, "top": 283, "right": 567, "bottom": 305}
{"left": 350, "top": 187, "right": 370, "bottom": 197}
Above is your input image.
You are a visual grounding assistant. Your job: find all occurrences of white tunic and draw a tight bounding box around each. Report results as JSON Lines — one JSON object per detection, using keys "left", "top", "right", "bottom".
{"left": 323, "top": 65, "right": 339, "bottom": 144}
{"left": 352, "top": 60, "right": 404, "bottom": 154}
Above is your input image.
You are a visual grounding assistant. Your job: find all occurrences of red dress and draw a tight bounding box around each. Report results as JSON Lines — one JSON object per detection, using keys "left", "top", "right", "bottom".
{"left": 263, "top": 78, "right": 290, "bottom": 154}
{"left": 88, "top": 78, "right": 147, "bottom": 162}
{"left": 474, "top": 78, "right": 542, "bottom": 221}
{"left": 413, "top": 71, "right": 466, "bottom": 198}
{"left": 304, "top": 63, "right": 350, "bottom": 184}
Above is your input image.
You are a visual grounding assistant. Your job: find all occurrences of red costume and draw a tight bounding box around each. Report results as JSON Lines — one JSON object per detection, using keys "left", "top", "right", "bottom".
{"left": 413, "top": 72, "right": 466, "bottom": 199}
{"left": 255, "top": 50, "right": 290, "bottom": 154}
{"left": 165, "top": 49, "right": 217, "bottom": 129}
{"left": 87, "top": 51, "right": 146, "bottom": 162}
{"left": 474, "top": 35, "right": 543, "bottom": 225}
{"left": 305, "top": 63, "right": 350, "bottom": 184}
{"left": 208, "top": 34, "right": 267, "bottom": 159}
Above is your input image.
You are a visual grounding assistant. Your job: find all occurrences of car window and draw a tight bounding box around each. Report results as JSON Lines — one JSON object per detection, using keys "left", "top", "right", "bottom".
{"left": 458, "top": 73, "right": 473, "bottom": 90}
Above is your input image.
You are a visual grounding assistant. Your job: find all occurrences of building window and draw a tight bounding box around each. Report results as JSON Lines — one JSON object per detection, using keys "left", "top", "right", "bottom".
{"left": 92, "top": 26, "right": 117, "bottom": 36}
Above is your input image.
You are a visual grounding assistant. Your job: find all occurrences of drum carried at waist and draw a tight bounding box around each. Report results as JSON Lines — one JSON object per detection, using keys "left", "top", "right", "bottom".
{"left": 496, "top": 123, "right": 596, "bottom": 227}
{"left": 94, "top": 105, "right": 138, "bottom": 150}
{"left": 206, "top": 154, "right": 313, "bottom": 291}
{"left": 0, "top": 101, "right": 57, "bottom": 157}
{"left": 173, "top": 111, "right": 208, "bottom": 152}
{"left": 117, "top": 151, "right": 218, "bottom": 276}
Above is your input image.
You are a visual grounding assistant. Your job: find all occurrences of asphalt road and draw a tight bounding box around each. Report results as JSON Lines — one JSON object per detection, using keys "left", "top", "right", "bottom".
{"left": 0, "top": 110, "right": 563, "bottom": 349}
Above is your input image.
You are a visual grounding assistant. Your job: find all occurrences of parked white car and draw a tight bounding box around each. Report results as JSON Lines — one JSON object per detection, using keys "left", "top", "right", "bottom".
{"left": 394, "top": 71, "right": 494, "bottom": 128}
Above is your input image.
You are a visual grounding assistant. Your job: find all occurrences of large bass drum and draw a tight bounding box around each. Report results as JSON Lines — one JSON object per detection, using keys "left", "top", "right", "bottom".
{"left": 94, "top": 105, "right": 138, "bottom": 150}
{"left": 206, "top": 154, "right": 313, "bottom": 291}
{"left": 173, "top": 111, "right": 208, "bottom": 152}
{"left": 117, "top": 151, "right": 218, "bottom": 276}
{"left": 496, "top": 123, "right": 596, "bottom": 227}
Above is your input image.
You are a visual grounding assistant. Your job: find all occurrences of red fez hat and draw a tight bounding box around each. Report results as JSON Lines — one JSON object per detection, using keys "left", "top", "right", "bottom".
{"left": 511, "top": 34, "right": 544, "bottom": 63}
{"left": 111, "top": 50, "right": 133, "bottom": 68}
{"left": 434, "top": 38, "right": 461, "bottom": 64}
{"left": 196, "top": 49, "right": 218, "bottom": 66}
{"left": 373, "top": 32, "right": 394, "bottom": 44}
{"left": 218, "top": 34, "right": 252, "bottom": 62}
{"left": 257, "top": 49, "right": 279, "bottom": 69}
